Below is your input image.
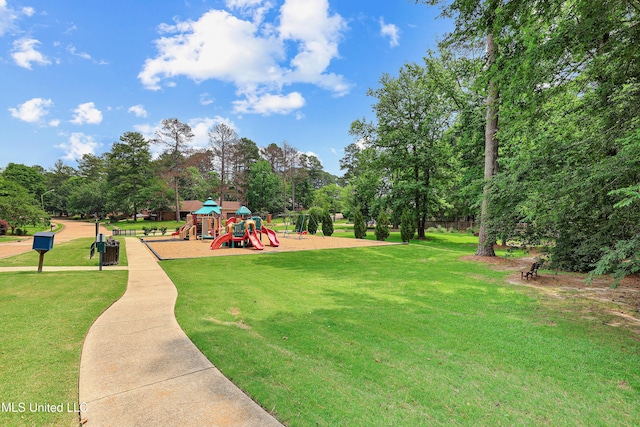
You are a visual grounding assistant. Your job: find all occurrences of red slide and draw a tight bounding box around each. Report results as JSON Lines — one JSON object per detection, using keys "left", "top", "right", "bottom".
{"left": 247, "top": 232, "right": 264, "bottom": 250}
{"left": 262, "top": 227, "right": 280, "bottom": 247}
{"left": 210, "top": 233, "right": 231, "bottom": 250}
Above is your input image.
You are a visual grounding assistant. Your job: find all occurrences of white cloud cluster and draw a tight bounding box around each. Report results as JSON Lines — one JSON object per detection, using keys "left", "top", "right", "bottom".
{"left": 0, "top": 0, "right": 18, "bottom": 36}
{"left": 71, "top": 102, "right": 103, "bottom": 125}
{"left": 8, "top": 97, "right": 53, "bottom": 123}
{"left": 139, "top": 0, "right": 350, "bottom": 116}
{"left": 56, "top": 132, "right": 100, "bottom": 161}
{"left": 11, "top": 38, "right": 51, "bottom": 69}
{"left": 379, "top": 17, "right": 400, "bottom": 47}
{"left": 128, "top": 104, "right": 148, "bottom": 118}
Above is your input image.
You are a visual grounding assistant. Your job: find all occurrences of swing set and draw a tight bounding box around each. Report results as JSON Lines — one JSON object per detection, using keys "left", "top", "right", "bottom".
{"left": 280, "top": 213, "right": 324, "bottom": 239}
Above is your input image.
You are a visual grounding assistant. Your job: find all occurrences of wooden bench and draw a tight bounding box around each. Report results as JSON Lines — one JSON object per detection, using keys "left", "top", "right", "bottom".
{"left": 521, "top": 262, "right": 542, "bottom": 280}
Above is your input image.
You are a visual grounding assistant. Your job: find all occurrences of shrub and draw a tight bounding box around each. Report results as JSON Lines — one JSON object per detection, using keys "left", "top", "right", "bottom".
{"left": 353, "top": 208, "right": 366, "bottom": 239}
{"left": 374, "top": 211, "right": 390, "bottom": 241}
{"left": 322, "top": 210, "right": 334, "bottom": 236}
{"left": 400, "top": 209, "right": 416, "bottom": 243}
{"left": 307, "top": 207, "right": 324, "bottom": 235}
{"left": 295, "top": 214, "right": 307, "bottom": 233}
{"left": 160, "top": 227, "right": 168, "bottom": 236}
{"left": 142, "top": 226, "right": 150, "bottom": 236}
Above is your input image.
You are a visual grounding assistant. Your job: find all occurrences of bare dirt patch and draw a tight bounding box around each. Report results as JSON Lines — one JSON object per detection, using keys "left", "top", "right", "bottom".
{"left": 144, "top": 233, "right": 398, "bottom": 260}
{"left": 463, "top": 254, "right": 640, "bottom": 336}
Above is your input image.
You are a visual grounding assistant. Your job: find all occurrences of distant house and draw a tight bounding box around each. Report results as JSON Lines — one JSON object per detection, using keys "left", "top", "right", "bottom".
{"left": 220, "top": 201, "right": 241, "bottom": 219}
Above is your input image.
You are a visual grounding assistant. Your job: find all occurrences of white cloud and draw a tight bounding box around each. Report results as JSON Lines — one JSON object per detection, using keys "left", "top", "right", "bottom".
{"left": 11, "top": 38, "right": 51, "bottom": 69}
{"left": 199, "top": 92, "right": 215, "bottom": 106}
{"left": 8, "top": 98, "right": 53, "bottom": 123}
{"left": 128, "top": 104, "right": 148, "bottom": 118}
{"left": 278, "top": 0, "right": 349, "bottom": 93}
{"left": 0, "top": 2, "right": 35, "bottom": 36}
{"left": 71, "top": 102, "right": 103, "bottom": 125}
{"left": 138, "top": 10, "right": 282, "bottom": 90}
{"left": 67, "top": 45, "right": 92, "bottom": 60}
{"left": 0, "top": 0, "right": 16, "bottom": 35}
{"left": 379, "top": 17, "right": 400, "bottom": 47}
{"left": 233, "top": 91, "right": 305, "bottom": 115}
{"left": 49, "top": 119, "right": 60, "bottom": 127}
{"left": 56, "top": 132, "right": 100, "bottom": 161}
{"left": 139, "top": 0, "right": 350, "bottom": 115}
{"left": 225, "top": 0, "right": 274, "bottom": 23}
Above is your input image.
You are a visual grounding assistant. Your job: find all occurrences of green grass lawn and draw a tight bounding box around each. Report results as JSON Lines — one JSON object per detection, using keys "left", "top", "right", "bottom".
{"left": 0, "top": 271, "right": 127, "bottom": 427}
{"left": 164, "top": 234, "right": 640, "bottom": 426}
{"left": 0, "top": 237, "right": 128, "bottom": 267}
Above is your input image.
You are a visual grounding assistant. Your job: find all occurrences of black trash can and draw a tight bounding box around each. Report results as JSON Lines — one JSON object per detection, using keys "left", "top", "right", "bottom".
{"left": 103, "top": 239, "right": 120, "bottom": 266}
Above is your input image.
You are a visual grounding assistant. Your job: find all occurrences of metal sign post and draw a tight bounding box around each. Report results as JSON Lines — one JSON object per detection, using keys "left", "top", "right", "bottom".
{"left": 96, "top": 233, "right": 106, "bottom": 271}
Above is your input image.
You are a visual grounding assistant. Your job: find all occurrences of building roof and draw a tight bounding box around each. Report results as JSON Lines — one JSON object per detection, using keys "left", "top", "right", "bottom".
{"left": 193, "top": 198, "right": 221, "bottom": 215}
{"left": 180, "top": 200, "right": 203, "bottom": 212}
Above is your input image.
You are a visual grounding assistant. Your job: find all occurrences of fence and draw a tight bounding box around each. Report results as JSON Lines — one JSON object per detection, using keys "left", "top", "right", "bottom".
{"left": 424, "top": 220, "right": 476, "bottom": 231}
{"left": 112, "top": 228, "right": 137, "bottom": 236}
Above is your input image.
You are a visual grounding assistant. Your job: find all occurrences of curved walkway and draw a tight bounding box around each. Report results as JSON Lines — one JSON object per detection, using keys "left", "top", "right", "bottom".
{"left": 78, "top": 237, "right": 283, "bottom": 426}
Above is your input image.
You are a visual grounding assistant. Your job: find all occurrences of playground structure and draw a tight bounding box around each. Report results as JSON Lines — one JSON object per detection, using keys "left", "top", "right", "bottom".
{"left": 172, "top": 198, "right": 223, "bottom": 240}
{"left": 210, "top": 206, "right": 280, "bottom": 251}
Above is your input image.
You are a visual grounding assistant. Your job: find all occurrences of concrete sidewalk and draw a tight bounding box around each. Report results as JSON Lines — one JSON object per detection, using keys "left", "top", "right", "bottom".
{"left": 78, "top": 238, "right": 283, "bottom": 427}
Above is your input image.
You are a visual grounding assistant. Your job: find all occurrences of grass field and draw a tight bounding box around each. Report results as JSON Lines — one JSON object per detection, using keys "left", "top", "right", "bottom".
{"left": 0, "top": 271, "right": 127, "bottom": 427}
{"left": 0, "top": 237, "right": 128, "bottom": 267}
{"left": 164, "top": 234, "right": 640, "bottom": 426}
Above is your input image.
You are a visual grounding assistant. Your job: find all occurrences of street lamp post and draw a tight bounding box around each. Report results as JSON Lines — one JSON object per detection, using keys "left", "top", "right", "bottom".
{"left": 41, "top": 189, "right": 55, "bottom": 210}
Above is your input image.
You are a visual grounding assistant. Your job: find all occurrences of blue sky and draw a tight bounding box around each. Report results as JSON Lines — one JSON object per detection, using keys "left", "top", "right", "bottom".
{"left": 1, "top": 0, "right": 451, "bottom": 176}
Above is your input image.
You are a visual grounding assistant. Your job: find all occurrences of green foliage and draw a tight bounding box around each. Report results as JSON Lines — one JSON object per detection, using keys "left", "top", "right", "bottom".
{"left": 294, "top": 214, "right": 307, "bottom": 233}
{"left": 353, "top": 207, "right": 366, "bottom": 239}
{"left": 247, "top": 160, "right": 281, "bottom": 214}
{"left": 306, "top": 207, "right": 323, "bottom": 235}
{"left": 590, "top": 236, "right": 640, "bottom": 286}
{"left": 0, "top": 176, "right": 47, "bottom": 233}
{"left": 374, "top": 211, "right": 390, "bottom": 241}
{"left": 322, "top": 210, "right": 334, "bottom": 236}
{"left": 400, "top": 209, "right": 416, "bottom": 243}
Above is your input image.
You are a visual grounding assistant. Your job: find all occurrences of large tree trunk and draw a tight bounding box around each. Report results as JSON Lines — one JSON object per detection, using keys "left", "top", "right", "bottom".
{"left": 476, "top": 32, "right": 499, "bottom": 257}
{"left": 174, "top": 177, "right": 180, "bottom": 222}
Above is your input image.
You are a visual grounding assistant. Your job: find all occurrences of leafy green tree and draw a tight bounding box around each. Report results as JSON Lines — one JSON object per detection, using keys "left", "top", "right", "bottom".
{"left": 351, "top": 58, "right": 455, "bottom": 238}
{"left": 375, "top": 211, "right": 391, "bottom": 241}
{"left": 1, "top": 163, "right": 46, "bottom": 202}
{"left": 322, "top": 209, "right": 334, "bottom": 236}
{"left": 44, "top": 160, "right": 76, "bottom": 216}
{"left": 246, "top": 160, "right": 281, "bottom": 214}
{"left": 106, "top": 131, "right": 153, "bottom": 220}
{"left": 0, "top": 177, "right": 47, "bottom": 234}
{"left": 231, "top": 137, "right": 260, "bottom": 204}
{"left": 400, "top": 209, "right": 416, "bottom": 243}
{"left": 313, "top": 184, "right": 345, "bottom": 220}
{"left": 67, "top": 178, "right": 108, "bottom": 218}
{"left": 306, "top": 207, "right": 324, "bottom": 235}
{"left": 209, "top": 123, "right": 238, "bottom": 206}
{"left": 153, "top": 118, "right": 194, "bottom": 221}
{"left": 353, "top": 207, "right": 366, "bottom": 239}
